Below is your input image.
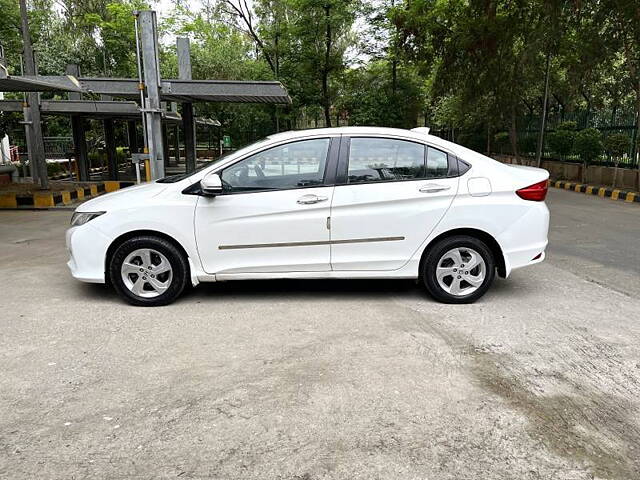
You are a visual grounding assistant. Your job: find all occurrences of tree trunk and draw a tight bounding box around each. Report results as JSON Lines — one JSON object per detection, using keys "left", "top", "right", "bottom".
{"left": 509, "top": 105, "right": 519, "bottom": 163}
{"left": 486, "top": 123, "right": 491, "bottom": 156}
{"left": 635, "top": 86, "right": 640, "bottom": 191}
{"left": 322, "top": 5, "right": 332, "bottom": 128}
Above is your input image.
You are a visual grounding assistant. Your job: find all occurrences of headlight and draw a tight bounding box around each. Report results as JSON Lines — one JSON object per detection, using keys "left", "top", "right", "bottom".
{"left": 70, "top": 211, "right": 105, "bottom": 227}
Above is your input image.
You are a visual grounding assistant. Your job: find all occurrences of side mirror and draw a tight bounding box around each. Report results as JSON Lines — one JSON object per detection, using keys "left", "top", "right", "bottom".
{"left": 200, "top": 173, "right": 223, "bottom": 196}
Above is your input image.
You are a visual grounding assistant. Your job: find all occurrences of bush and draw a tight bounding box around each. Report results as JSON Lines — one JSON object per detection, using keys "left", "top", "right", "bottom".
{"left": 46, "top": 162, "right": 63, "bottom": 177}
{"left": 556, "top": 121, "right": 577, "bottom": 131}
{"left": 573, "top": 128, "right": 602, "bottom": 163}
{"left": 518, "top": 134, "right": 537, "bottom": 154}
{"left": 604, "top": 133, "right": 631, "bottom": 158}
{"left": 547, "top": 129, "right": 575, "bottom": 157}
{"left": 493, "top": 132, "right": 509, "bottom": 152}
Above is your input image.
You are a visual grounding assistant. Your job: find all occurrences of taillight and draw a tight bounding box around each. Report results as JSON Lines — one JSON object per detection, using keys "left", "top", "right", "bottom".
{"left": 516, "top": 180, "right": 548, "bottom": 201}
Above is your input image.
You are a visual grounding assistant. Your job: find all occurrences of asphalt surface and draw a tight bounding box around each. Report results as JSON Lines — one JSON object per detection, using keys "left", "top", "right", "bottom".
{"left": 1, "top": 188, "right": 639, "bottom": 479}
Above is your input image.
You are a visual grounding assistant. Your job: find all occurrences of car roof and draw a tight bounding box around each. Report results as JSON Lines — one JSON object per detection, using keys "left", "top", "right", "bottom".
{"left": 265, "top": 126, "right": 488, "bottom": 160}
{"left": 265, "top": 126, "right": 467, "bottom": 154}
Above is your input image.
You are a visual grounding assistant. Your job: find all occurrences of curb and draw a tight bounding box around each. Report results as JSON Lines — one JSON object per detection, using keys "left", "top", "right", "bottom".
{"left": 0, "top": 181, "right": 135, "bottom": 209}
{"left": 551, "top": 180, "right": 639, "bottom": 203}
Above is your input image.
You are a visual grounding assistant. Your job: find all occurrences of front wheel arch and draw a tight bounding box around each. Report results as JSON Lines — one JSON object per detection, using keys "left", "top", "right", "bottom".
{"left": 419, "top": 228, "right": 506, "bottom": 279}
{"left": 105, "top": 230, "right": 192, "bottom": 286}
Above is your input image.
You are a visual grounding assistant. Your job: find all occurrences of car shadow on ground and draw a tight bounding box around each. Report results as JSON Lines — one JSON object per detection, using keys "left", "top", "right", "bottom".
{"left": 75, "top": 274, "right": 527, "bottom": 306}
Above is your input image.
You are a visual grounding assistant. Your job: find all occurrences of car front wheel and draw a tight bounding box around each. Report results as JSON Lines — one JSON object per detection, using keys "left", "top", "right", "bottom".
{"left": 422, "top": 235, "right": 495, "bottom": 304}
{"left": 109, "top": 235, "right": 189, "bottom": 306}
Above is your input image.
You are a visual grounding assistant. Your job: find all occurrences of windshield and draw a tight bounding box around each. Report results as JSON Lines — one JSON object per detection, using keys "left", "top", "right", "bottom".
{"left": 156, "top": 137, "right": 274, "bottom": 183}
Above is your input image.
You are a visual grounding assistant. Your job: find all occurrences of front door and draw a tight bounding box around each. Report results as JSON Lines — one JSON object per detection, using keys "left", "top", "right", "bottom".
{"left": 195, "top": 137, "right": 337, "bottom": 274}
{"left": 330, "top": 136, "right": 459, "bottom": 271}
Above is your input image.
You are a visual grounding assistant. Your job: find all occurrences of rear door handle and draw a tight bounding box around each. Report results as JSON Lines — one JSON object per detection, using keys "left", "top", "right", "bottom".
{"left": 419, "top": 184, "right": 451, "bottom": 193}
{"left": 297, "top": 194, "right": 328, "bottom": 205}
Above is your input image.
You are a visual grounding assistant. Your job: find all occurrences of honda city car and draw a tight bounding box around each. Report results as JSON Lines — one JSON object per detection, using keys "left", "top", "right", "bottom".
{"left": 66, "top": 127, "right": 549, "bottom": 306}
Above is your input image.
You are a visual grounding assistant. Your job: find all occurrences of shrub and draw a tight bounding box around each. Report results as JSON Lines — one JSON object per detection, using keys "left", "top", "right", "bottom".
{"left": 46, "top": 162, "right": 63, "bottom": 177}
{"left": 518, "top": 134, "right": 537, "bottom": 154}
{"left": 556, "top": 121, "right": 577, "bottom": 131}
{"left": 573, "top": 128, "right": 602, "bottom": 163}
{"left": 604, "top": 133, "right": 631, "bottom": 158}
{"left": 547, "top": 129, "right": 575, "bottom": 157}
{"left": 116, "top": 146, "right": 129, "bottom": 163}
{"left": 493, "top": 132, "right": 509, "bottom": 152}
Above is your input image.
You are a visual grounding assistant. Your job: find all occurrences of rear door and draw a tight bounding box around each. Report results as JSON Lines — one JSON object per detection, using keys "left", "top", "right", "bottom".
{"left": 329, "top": 136, "right": 459, "bottom": 271}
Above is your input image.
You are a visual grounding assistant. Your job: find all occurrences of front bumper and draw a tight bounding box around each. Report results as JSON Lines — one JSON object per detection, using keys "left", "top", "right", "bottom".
{"left": 66, "top": 224, "right": 113, "bottom": 283}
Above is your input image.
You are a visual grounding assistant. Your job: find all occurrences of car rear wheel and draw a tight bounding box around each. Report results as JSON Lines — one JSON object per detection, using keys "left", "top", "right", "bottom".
{"left": 109, "top": 236, "right": 189, "bottom": 306}
{"left": 422, "top": 235, "right": 495, "bottom": 304}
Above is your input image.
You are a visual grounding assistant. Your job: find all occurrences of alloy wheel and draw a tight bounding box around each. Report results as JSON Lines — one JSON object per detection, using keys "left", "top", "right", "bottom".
{"left": 120, "top": 248, "right": 173, "bottom": 299}
{"left": 435, "top": 247, "right": 486, "bottom": 296}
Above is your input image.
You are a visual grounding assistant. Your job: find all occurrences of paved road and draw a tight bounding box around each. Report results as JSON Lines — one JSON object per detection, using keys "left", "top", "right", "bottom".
{"left": 1, "top": 189, "right": 639, "bottom": 479}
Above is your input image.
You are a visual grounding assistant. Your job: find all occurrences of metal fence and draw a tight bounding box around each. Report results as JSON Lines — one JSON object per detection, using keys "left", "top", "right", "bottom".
{"left": 433, "top": 109, "right": 639, "bottom": 169}
{"left": 43, "top": 136, "right": 74, "bottom": 159}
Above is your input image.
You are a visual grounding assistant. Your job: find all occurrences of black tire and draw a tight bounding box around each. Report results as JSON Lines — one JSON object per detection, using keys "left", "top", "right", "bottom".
{"left": 422, "top": 235, "right": 495, "bottom": 304}
{"left": 109, "top": 235, "right": 189, "bottom": 306}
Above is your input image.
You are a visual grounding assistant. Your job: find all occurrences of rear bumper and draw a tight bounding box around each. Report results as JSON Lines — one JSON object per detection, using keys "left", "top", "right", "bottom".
{"left": 66, "top": 224, "right": 112, "bottom": 283}
{"left": 498, "top": 202, "right": 549, "bottom": 276}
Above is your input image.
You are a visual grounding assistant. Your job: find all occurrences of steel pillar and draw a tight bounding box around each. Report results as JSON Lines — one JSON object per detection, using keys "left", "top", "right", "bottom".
{"left": 20, "top": 0, "right": 48, "bottom": 188}
{"left": 71, "top": 116, "right": 89, "bottom": 181}
{"left": 103, "top": 119, "right": 118, "bottom": 180}
{"left": 177, "top": 37, "right": 196, "bottom": 173}
{"left": 162, "top": 121, "right": 170, "bottom": 167}
{"left": 127, "top": 120, "right": 138, "bottom": 153}
{"left": 66, "top": 64, "right": 89, "bottom": 181}
{"left": 173, "top": 124, "right": 180, "bottom": 165}
{"left": 0, "top": 45, "right": 12, "bottom": 167}
{"left": 138, "top": 10, "right": 165, "bottom": 180}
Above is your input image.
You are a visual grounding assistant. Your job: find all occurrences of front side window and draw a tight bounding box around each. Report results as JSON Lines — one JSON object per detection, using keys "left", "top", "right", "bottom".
{"left": 347, "top": 138, "right": 426, "bottom": 184}
{"left": 221, "top": 138, "right": 330, "bottom": 192}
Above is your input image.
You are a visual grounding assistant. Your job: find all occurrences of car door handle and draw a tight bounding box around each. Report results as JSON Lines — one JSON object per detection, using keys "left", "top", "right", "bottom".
{"left": 297, "top": 194, "right": 328, "bottom": 205}
{"left": 419, "top": 184, "right": 451, "bottom": 193}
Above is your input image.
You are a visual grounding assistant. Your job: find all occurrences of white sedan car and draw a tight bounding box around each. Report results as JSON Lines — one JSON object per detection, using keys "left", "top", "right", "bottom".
{"left": 67, "top": 127, "right": 549, "bottom": 306}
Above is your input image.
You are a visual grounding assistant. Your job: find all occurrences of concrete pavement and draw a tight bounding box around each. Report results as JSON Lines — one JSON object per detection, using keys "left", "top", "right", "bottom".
{"left": 0, "top": 189, "right": 639, "bottom": 479}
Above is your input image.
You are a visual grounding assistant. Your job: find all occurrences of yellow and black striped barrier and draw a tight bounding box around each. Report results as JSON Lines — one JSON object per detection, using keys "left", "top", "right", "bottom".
{"left": 551, "top": 180, "right": 639, "bottom": 204}
{"left": 0, "top": 181, "right": 135, "bottom": 209}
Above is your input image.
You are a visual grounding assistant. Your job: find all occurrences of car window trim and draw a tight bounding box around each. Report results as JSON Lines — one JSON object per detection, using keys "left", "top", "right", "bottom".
{"left": 336, "top": 135, "right": 467, "bottom": 187}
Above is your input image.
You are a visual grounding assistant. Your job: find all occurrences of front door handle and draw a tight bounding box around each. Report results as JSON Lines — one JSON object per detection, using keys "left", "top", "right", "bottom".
{"left": 419, "top": 184, "right": 451, "bottom": 193}
{"left": 297, "top": 194, "right": 328, "bottom": 205}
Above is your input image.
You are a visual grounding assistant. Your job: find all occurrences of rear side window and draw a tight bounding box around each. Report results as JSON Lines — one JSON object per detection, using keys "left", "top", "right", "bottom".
{"left": 426, "top": 147, "right": 449, "bottom": 178}
{"left": 347, "top": 138, "right": 426, "bottom": 183}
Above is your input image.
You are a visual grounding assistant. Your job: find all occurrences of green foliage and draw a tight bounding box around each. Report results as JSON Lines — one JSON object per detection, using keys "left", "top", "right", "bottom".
{"left": 0, "top": 0, "right": 21, "bottom": 73}
{"left": 0, "top": 112, "right": 22, "bottom": 139}
{"left": 547, "top": 129, "right": 575, "bottom": 157}
{"left": 573, "top": 128, "right": 603, "bottom": 163}
{"left": 494, "top": 132, "right": 510, "bottom": 149}
{"left": 556, "top": 121, "right": 577, "bottom": 131}
{"left": 46, "top": 162, "right": 63, "bottom": 176}
{"left": 603, "top": 133, "right": 630, "bottom": 157}
{"left": 335, "top": 61, "right": 423, "bottom": 128}
{"left": 518, "top": 135, "right": 537, "bottom": 155}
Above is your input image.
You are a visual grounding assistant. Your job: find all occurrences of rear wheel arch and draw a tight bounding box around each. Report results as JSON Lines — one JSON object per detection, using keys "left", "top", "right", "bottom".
{"left": 105, "top": 230, "right": 191, "bottom": 285}
{"left": 419, "top": 228, "right": 507, "bottom": 278}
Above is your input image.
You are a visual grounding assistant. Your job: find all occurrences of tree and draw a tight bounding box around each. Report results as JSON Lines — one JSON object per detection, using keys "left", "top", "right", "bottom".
{"left": 574, "top": 128, "right": 603, "bottom": 183}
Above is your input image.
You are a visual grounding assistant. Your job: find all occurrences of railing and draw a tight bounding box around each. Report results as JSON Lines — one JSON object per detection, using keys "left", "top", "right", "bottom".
{"left": 43, "top": 136, "right": 74, "bottom": 159}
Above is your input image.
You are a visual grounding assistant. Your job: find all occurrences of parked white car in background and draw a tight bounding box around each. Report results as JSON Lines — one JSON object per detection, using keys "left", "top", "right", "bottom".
{"left": 66, "top": 127, "right": 549, "bottom": 306}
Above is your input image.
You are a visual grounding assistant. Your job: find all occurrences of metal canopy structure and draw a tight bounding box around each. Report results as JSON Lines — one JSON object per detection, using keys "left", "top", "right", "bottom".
{"left": 0, "top": 98, "right": 220, "bottom": 125}
{"left": 0, "top": 77, "right": 291, "bottom": 104}
{"left": 0, "top": 74, "right": 83, "bottom": 93}
{"left": 0, "top": 8, "right": 290, "bottom": 183}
